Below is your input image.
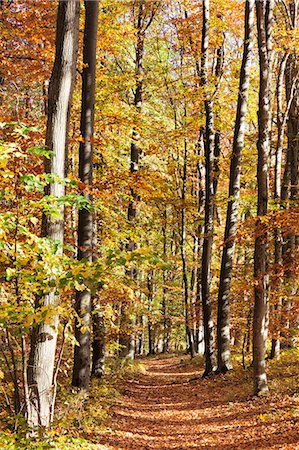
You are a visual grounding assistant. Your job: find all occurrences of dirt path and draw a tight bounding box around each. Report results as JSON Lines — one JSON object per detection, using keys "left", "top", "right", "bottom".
{"left": 98, "top": 357, "right": 299, "bottom": 450}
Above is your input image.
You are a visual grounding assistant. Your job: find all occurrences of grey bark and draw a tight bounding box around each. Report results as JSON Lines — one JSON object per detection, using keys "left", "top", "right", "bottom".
{"left": 253, "top": 0, "right": 273, "bottom": 396}
{"left": 217, "top": 0, "right": 254, "bottom": 373}
{"left": 201, "top": 0, "right": 217, "bottom": 376}
{"left": 181, "top": 137, "right": 195, "bottom": 358}
{"left": 194, "top": 131, "right": 205, "bottom": 355}
{"left": 72, "top": 0, "right": 99, "bottom": 390}
{"left": 27, "top": 0, "right": 80, "bottom": 429}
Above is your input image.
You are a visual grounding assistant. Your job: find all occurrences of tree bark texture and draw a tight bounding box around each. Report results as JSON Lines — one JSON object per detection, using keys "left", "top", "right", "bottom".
{"left": 181, "top": 138, "right": 195, "bottom": 358}
{"left": 27, "top": 0, "right": 80, "bottom": 429}
{"left": 217, "top": 0, "right": 254, "bottom": 373}
{"left": 253, "top": 0, "right": 273, "bottom": 396}
{"left": 72, "top": 0, "right": 99, "bottom": 391}
{"left": 201, "top": 0, "right": 217, "bottom": 376}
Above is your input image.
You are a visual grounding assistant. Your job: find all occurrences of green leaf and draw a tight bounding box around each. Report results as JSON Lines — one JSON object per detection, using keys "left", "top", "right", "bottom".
{"left": 27, "top": 146, "right": 55, "bottom": 159}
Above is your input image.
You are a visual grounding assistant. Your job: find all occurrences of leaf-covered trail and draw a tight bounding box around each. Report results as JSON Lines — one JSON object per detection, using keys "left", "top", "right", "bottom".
{"left": 99, "top": 357, "right": 299, "bottom": 449}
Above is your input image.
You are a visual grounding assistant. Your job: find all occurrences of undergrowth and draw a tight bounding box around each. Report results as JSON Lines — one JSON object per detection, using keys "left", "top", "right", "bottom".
{"left": 186, "top": 347, "right": 299, "bottom": 404}
{"left": 0, "top": 357, "right": 145, "bottom": 449}
{"left": 1, "top": 349, "right": 298, "bottom": 449}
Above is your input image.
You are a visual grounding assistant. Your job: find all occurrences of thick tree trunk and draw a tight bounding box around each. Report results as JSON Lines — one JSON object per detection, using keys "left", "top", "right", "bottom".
{"left": 217, "top": 0, "right": 254, "bottom": 373}
{"left": 72, "top": 0, "right": 99, "bottom": 390}
{"left": 201, "top": 0, "right": 217, "bottom": 376}
{"left": 253, "top": 0, "right": 273, "bottom": 396}
{"left": 27, "top": 0, "right": 80, "bottom": 429}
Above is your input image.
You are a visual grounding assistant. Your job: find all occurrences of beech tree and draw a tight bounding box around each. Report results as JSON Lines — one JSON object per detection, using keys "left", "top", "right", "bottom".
{"left": 201, "top": 0, "right": 217, "bottom": 376}
{"left": 27, "top": 0, "right": 80, "bottom": 429}
{"left": 0, "top": 0, "right": 299, "bottom": 442}
{"left": 72, "top": 0, "right": 100, "bottom": 391}
{"left": 253, "top": 0, "right": 273, "bottom": 396}
{"left": 217, "top": 0, "right": 254, "bottom": 374}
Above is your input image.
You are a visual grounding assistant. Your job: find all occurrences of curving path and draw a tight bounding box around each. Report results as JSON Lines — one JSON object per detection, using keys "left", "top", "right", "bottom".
{"left": 98, "top": 357, "right": 299, "bottom": 450}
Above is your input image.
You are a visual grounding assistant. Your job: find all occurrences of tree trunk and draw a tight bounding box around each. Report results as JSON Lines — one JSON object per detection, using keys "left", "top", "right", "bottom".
{"left": 72, "top": 0, "right": 99, "bottom": 390}
{"left": 270, "top": 54, "right": 288, "bottom": 359}
{"left": 120, "top": 1, "right": 146, "bottom": 359}
{"left": 217, "top": 0, "right": 254, "bottom": 373}
{"left": 162, "top": 209, "right": 169, "bottom": 353}
{"left": 137, "top": 315, "right": 145, "bottom": 355}
{"left": 147, "top": 269, "right": 155, "bottom": 355}
{"left": 27, "top": 0, "right": 80, "bottom": 429}
{"left": 281, "top": 49, "right": 299, "bottom": 348}
{"left": 201, "top": 0, "right": 217, "bottom": 376}
{"left": 181, "top": 137, "right": 195, "bottom": 358}
{"left": 190, "top": 235, "right": 198, "bottom": 354}
{"left": 213, "top": 37, "right": 224, "bottom": 203}
{"left": 91, "top": 305, "right": 105, "bottom": 378}
{"left": 194, "top": 131, "right": 205, "bottom": 355}
{"left": 253, "top": 0, "right": 273, "bottom": 396}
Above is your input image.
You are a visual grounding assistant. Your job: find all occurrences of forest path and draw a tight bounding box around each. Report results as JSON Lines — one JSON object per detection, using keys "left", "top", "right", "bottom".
{"left": 98, "top": 356, "right": 299, "bottom": 450}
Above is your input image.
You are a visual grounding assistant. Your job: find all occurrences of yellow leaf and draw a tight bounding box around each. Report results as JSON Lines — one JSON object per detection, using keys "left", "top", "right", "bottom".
{"left": 30, "top": 217, "right": 39, "bottom": 226}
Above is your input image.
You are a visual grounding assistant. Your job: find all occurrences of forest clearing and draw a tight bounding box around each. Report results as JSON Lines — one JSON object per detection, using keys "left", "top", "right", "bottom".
{"left": 0, "top": 0, "right": 298, "bottom": 447}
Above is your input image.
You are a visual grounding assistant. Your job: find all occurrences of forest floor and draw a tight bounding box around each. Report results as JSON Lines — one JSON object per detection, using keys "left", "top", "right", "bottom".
{"left": 96, "top": 355, "right": 299, "bottom": 450}
{"left": 1, "top": 352, "right": 299, "bottom": 449}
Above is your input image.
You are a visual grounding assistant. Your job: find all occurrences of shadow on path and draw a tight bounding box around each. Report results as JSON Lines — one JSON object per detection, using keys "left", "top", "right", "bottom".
{"left": 98, "top": 357, "right": 299, "bottom": 450}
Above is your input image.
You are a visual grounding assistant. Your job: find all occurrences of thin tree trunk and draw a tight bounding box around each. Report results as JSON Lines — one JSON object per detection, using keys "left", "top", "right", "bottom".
{"left": 162, "top": 209, "right": 169, "bottom": 353}
{"left": 194, "top": 131, "right": 205, "bottom": 355}
{"left": 181, "top": 137, "right": 195, "bottom": 358}
{"left": 201, "top": 0, "right": 217, "bottom": 376}
{"left": 190, "top": 234, "right": 198, "bottom": 354}
{"left": 217, "top": 0, "right": 254, "bottom": 373}
{"left": 147, "top": 269, "right": 155, "bottom": 355}
{"left": 72, "top": 0, "right": 99, "bottom": 390}
{"left": 253, "top": 0, "right": 273, "bottom": 396}
{"left": 281, "top": 48, "right": 299, "bottom": 348}
{"left": 213, "top": 37, "right": 224, "bottom": 203}
{"left": 91, "top": 214, "right": 106, "bottom": 376}
{"left": 120, "top": 1, "right": 146, "bottom": 359}
{"left": 27, "top": 0, "right": 80, "bottom": 429}
{"left": 137, "top": 315, "right": 145, "bottom": 355}
{"left": 91, "top": 304, "right": 105, "bottom": 378}
{"left": 270, "top": 54, "right": 288, "bottom": 359}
